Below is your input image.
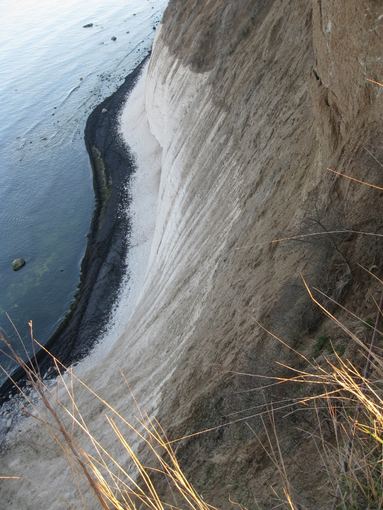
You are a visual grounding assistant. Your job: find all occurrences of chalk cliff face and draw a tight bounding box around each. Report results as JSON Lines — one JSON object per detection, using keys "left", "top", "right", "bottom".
{"left": 2, "top": 1, "right": 383, "bottom": 508}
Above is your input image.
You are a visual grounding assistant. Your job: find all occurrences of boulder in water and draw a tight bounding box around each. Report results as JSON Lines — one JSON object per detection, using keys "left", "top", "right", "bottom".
{"left": 11, "top": 258, "right": 26, "bottom": 271}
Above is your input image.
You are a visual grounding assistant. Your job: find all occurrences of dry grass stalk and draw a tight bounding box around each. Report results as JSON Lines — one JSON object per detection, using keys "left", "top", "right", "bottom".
{"left": 0, "top": 328, "right": 216, "bottom": 510}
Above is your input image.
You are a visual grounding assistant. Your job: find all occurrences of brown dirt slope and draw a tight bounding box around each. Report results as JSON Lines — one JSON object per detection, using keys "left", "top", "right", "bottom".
{"left": 151, "top": 1, "right": 383, "bottom": 507}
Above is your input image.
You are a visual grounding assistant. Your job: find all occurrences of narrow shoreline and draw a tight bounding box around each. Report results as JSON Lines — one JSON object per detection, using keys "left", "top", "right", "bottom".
{"left": 0, "top": 55, "right": 149, "bottom": 402}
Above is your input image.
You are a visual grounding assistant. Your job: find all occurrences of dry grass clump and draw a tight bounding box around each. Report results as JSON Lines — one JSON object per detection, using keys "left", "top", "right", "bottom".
{"left": 281, "top": 352, "right": 383, "bottom": 509}
{"left": 0, "top": 330, "right": 216, "bottom": 510}
{"left": 251, "top": 269, "right": 383, "bottom": 509}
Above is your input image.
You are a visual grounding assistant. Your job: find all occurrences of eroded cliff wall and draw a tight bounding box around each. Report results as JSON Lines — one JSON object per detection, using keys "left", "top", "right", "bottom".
{"left": 1, "top": 1, "right": 383, "bottom": 509}
{"left": 141, "top": 0, "right": 383, "bottom": 506}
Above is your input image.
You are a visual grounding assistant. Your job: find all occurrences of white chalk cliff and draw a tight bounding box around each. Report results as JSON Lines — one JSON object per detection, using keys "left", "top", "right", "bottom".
{"left": 2, "top": 1, "right": 383, "bottom": 508}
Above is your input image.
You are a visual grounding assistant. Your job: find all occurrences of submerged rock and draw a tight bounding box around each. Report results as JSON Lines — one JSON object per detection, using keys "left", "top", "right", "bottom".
{"left": 11, "top": 258, "right": 26, "bottom": 271}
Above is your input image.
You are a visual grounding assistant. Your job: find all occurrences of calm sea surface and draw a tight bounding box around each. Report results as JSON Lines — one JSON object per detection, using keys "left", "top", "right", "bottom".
{"left": 0, "top": 0, "right": 167, "bottom": 382}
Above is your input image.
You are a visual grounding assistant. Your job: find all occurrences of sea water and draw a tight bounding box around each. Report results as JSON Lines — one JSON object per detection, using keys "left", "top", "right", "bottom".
{"left": 0, "top": 0, "right": 167, "bottom": 383}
